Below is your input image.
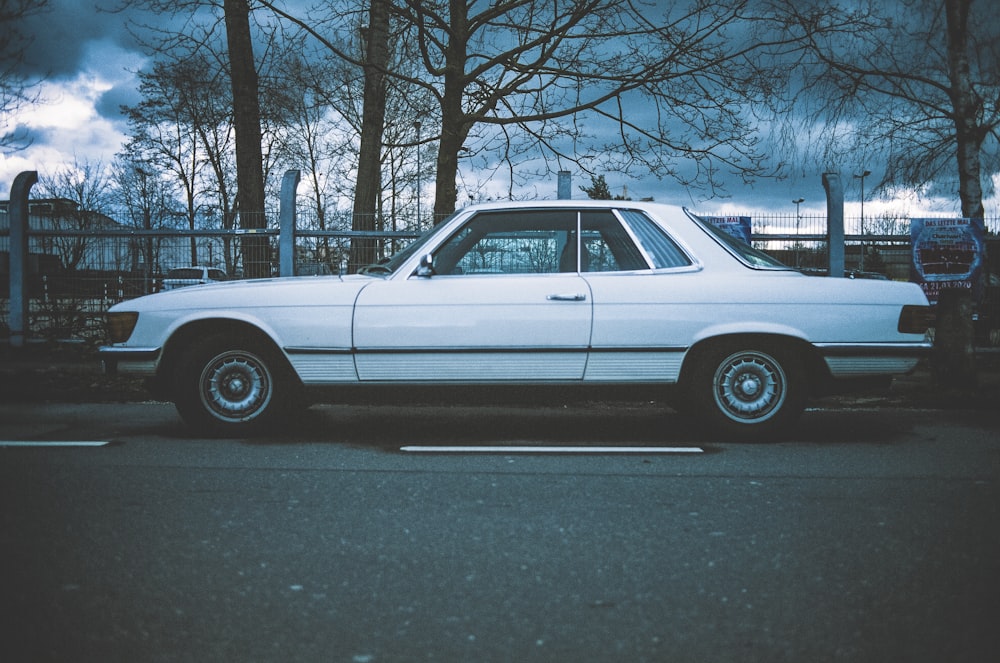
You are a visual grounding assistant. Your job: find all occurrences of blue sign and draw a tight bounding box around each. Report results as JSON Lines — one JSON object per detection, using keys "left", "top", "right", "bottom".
{"left": 910, "top": 217, "right": 986, "bottom": 304}
{"left": 704, "top": 216, "right": 752, "bottom": 244}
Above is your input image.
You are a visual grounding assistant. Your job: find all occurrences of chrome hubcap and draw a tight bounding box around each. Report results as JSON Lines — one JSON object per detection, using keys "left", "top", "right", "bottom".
{"left": 714, "top": 351, "right": 786, "bottom": 422}
{"left": 200, "top": 351, "right": 272, "bottom": 422}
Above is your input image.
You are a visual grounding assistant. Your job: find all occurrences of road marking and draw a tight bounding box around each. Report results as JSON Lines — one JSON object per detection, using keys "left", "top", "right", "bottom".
{"left": 0, "top": 440, "right": 111, "bottom": 448}
{"left": 400, "top": 445, "right": 703, "bottom": 454}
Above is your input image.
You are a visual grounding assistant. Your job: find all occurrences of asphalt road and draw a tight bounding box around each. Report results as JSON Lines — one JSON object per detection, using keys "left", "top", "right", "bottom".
{"left": 1, "top": 402, "right": 998, "bottom": 662}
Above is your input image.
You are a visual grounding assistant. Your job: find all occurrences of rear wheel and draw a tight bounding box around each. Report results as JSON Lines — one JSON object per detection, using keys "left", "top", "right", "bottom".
{"left": 173, "top": 333, "right": 296, "bottom": 435}
{"left": 686, "top": 342, "right": 805, "bottom": 440}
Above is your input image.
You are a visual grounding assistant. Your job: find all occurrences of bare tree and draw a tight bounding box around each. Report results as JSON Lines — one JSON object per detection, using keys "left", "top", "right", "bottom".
{"left": 263, "top": 0, "right": 806, "bottom": 221}
{"left": 779, "top": 0, "right": 999, "bottom": 220}
{"left": 350, "top": 0, "right": 390, "bottom": 270}
{"left": 126, "top": 58, "right": 208, "bottom": 265}
{"left": 224, "top": 0, "right": 269, "bottom": 277}
{"left": 266, "top": 46, "right": 359, "bottom": 267}
{"left": 37, "top": 158, "right": 114, "bottom": 271}
{"left": 122, "top": 0, "right": 275, "bottom": 276}
{"left": 0, "top": 0, "right": 49, "bottom": 151}
{"left": 122, "top": 44, "right": 248, "bottom": 272}
{"left": 110, "top": 154, "right": 182, "bottom": 290}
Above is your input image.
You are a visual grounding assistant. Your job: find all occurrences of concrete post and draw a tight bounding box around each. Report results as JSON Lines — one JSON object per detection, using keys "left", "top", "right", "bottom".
{"left": 823, "top": 172, "right": 845, "bottom": 277}
{"left": 557, "top": 171, "right": 571, "bottom": 200}
{"left": 278, "top": 169, "right": 300, "bottom": 277}
{"left": 8, "top": 171, "right": 38, "bottom": 348}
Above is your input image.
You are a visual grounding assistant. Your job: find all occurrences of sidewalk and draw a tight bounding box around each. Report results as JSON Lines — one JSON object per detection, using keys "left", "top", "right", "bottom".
{"left": 2, "top": 339, "right": 999, "bottom": 408}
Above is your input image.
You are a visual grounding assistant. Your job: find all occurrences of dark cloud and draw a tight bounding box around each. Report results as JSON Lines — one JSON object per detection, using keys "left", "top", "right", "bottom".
{"left": 95, "top": 80, "right": 141, "bottom": 124}
{"left": 9, "top": 123, "right": 55, "bottom": 149}
{"left": 19, "top": 0, "right": 143, "bottom": 80}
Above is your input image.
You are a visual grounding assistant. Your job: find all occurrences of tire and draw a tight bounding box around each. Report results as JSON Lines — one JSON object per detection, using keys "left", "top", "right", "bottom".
{"left": 687, "top": 342, "right": 805, "bottom": 440}
{"left": 173, "top": 333, "right": 296, "bottom": 435}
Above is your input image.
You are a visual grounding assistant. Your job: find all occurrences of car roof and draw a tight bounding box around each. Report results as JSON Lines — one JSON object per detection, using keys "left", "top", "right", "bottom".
{"left": 455, "top": 200, "right": 683, "bottom": 214}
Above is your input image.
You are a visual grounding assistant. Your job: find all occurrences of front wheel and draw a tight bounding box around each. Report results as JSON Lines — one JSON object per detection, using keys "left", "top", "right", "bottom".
{"left": 686, "top": 343, "right": 805, "bottom": 440}
{"left": 173, "top": 334, "right": 296, "bottom": 435}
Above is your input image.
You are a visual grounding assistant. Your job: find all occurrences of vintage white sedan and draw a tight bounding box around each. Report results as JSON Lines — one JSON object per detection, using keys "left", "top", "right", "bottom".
{"left": 101, "top": 201, "right": 932, "bottom": 439}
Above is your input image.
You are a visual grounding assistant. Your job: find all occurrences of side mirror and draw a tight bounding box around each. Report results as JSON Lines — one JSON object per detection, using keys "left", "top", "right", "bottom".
{"left": 416, "top": 253, "right": 435, "bottom": 278}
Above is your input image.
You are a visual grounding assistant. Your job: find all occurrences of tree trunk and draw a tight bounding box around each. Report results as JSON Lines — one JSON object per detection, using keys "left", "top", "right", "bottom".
{"left": 936, "top": 0, "right": 981, "bottom": 387}
{"left": 224, "top": 0, "right": 269, "bottom": 278}
{"left": 932, "top": 289, "right": 978, "bottom": 390}
{"left": 945, "top": 0, "right": 986, "bottom": 222}
{"left": 349, "top": 0, "right": 390, "bottom": 272}
{"left": 431, "top": 0, "right": 470, "bottom": 222}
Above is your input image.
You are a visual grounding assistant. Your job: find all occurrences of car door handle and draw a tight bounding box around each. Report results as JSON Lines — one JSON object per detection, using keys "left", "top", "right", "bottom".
{"left": 547, "top": 293, "right": 587, "bottom": 301}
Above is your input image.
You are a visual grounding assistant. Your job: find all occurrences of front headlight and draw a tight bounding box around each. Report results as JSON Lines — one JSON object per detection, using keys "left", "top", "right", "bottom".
{"left": 107, "top": 311, "right": 140, "bottom": 343}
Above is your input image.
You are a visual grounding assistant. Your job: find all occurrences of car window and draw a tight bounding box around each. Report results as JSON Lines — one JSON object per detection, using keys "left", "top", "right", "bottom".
{"left": 686, "top": 210, "right": 790, "bottom": 270}
{"left": 434, "top": 211, "right": 578, "bottom": 275}
{"left": 207, "top": 269, "right": 227, "bottom": 280}
{"left": 580, "top": 211, "right": 650, "bottom": 272}
{"left": 617, "top": 209, "right": 693, "bottom": 269}
{"left": 431, "top": 209, "right": 656, "bottom": 276}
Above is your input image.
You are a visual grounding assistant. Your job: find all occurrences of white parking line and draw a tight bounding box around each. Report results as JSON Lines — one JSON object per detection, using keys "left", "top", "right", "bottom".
{"left": 400, "top": 445, "right": 703, "bottom": 454}
{"left": 0, "top": 441, "right": 111, "bottom": 448}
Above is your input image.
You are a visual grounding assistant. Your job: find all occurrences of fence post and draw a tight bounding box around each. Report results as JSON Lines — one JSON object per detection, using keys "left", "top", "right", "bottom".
{"left": 557, "top": 171, "right": 572, "bottom": 200}
{"left": 278, "top": 169, "right": 300, "bottom": 277}
{"left": 8, "top": 170, "right": 38, "bottom": 348}
{"left": 823, "top": 172, "right": 845, "bottom": 277}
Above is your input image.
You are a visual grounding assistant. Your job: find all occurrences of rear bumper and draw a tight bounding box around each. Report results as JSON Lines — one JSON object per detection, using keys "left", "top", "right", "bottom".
{"left": 815, "top": 342, "right": 932, "bottom": 377}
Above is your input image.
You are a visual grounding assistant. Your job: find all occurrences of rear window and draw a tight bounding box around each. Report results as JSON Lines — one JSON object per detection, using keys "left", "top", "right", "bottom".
{"left": 617, "top": 209, "right": 693, "bottom": 269}
{"left": 687, "top": 211, "right": 790, "bottom": 270}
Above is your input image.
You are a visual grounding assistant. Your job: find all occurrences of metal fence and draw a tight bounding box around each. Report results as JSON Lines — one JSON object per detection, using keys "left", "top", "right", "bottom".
{"left": 2, "top": 206, "right": 999, "bottom": 344}
{"left": 0, "top": 224, "right": 421, "bottom": 343}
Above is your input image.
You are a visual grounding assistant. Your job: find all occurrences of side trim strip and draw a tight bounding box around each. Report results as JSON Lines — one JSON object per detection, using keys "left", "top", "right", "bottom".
{"left": 98, "top": 346, "right": 161, "bottom": 360}
{"left": 285, "top": 347, "right": 354, "bottom": 355}
{"left": 285, "top": 346, "right": 689, "bottom": 355}
{"left": 814, "top": 342, "right": 932, "bottom": 357}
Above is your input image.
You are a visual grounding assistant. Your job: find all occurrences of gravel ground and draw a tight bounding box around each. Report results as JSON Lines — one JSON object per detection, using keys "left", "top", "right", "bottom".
{"left": 2, "top": 340, "right": 998, "bottom": 409}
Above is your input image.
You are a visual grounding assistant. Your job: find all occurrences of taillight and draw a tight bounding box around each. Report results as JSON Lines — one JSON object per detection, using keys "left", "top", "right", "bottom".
{"left": 898, "top": 305, "right": 934, "bottom": 334}
{"left": 107, "top": 311, "right": 140, "bottom": 343}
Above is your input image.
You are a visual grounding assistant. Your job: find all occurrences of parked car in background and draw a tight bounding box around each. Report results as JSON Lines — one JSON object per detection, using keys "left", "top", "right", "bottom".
{"left": 102, "top": 201, "right": 932, "bottom": 439}
{"left": 295, "top": 263, "right": 335, "bottom": 276}
{"left": 161, "top": 266, "right": 228, "bottom": 290}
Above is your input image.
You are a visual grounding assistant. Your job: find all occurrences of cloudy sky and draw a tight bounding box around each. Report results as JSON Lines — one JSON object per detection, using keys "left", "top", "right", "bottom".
{"left": 2, "top": 0, "right": 997, "bottom": 219}
{"left": 1, "top": 0, "right": 145, "bottom": 194}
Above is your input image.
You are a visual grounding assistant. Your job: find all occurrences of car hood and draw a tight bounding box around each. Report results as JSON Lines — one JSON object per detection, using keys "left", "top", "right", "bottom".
{"left": 111, "top": 274, "right": 374, "bottom": 312}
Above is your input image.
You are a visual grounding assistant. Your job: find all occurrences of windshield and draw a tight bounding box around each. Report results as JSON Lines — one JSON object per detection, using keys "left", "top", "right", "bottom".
{"left": 359, "top": 211, "right": 460, "bottom": 275}
{"left": 686, "top": 211, "right": 791, "bottom": 270}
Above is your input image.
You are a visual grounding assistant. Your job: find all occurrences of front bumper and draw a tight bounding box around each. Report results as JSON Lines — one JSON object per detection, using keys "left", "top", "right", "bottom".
{"left": 99, "top": 346, "right": 161, "bottom": 376}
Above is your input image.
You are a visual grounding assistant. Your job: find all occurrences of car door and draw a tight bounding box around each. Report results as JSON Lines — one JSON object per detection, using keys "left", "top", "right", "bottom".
{"left": 577, "top": 208, "right": 702, "bottom": 384}
{"left": 352, "top": 210, "right": 593, "bottom": 382}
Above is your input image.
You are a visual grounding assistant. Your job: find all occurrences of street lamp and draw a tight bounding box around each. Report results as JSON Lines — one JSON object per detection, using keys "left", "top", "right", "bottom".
{"left": 854, "top": 170, "right": 871, "bottom": 271}
{"left": 792, "top": 198, "right": 804, "bottom": 267}
{"left": 413, "top": 120, "right": 421, "bottom": 229}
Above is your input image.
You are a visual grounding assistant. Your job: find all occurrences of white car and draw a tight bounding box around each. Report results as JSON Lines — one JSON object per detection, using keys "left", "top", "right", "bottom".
{"left": 161, "top": 266, "right": 228, "bottom": 290}
{"left": 101, "top": 201, "right": 931, "bottom": 438}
